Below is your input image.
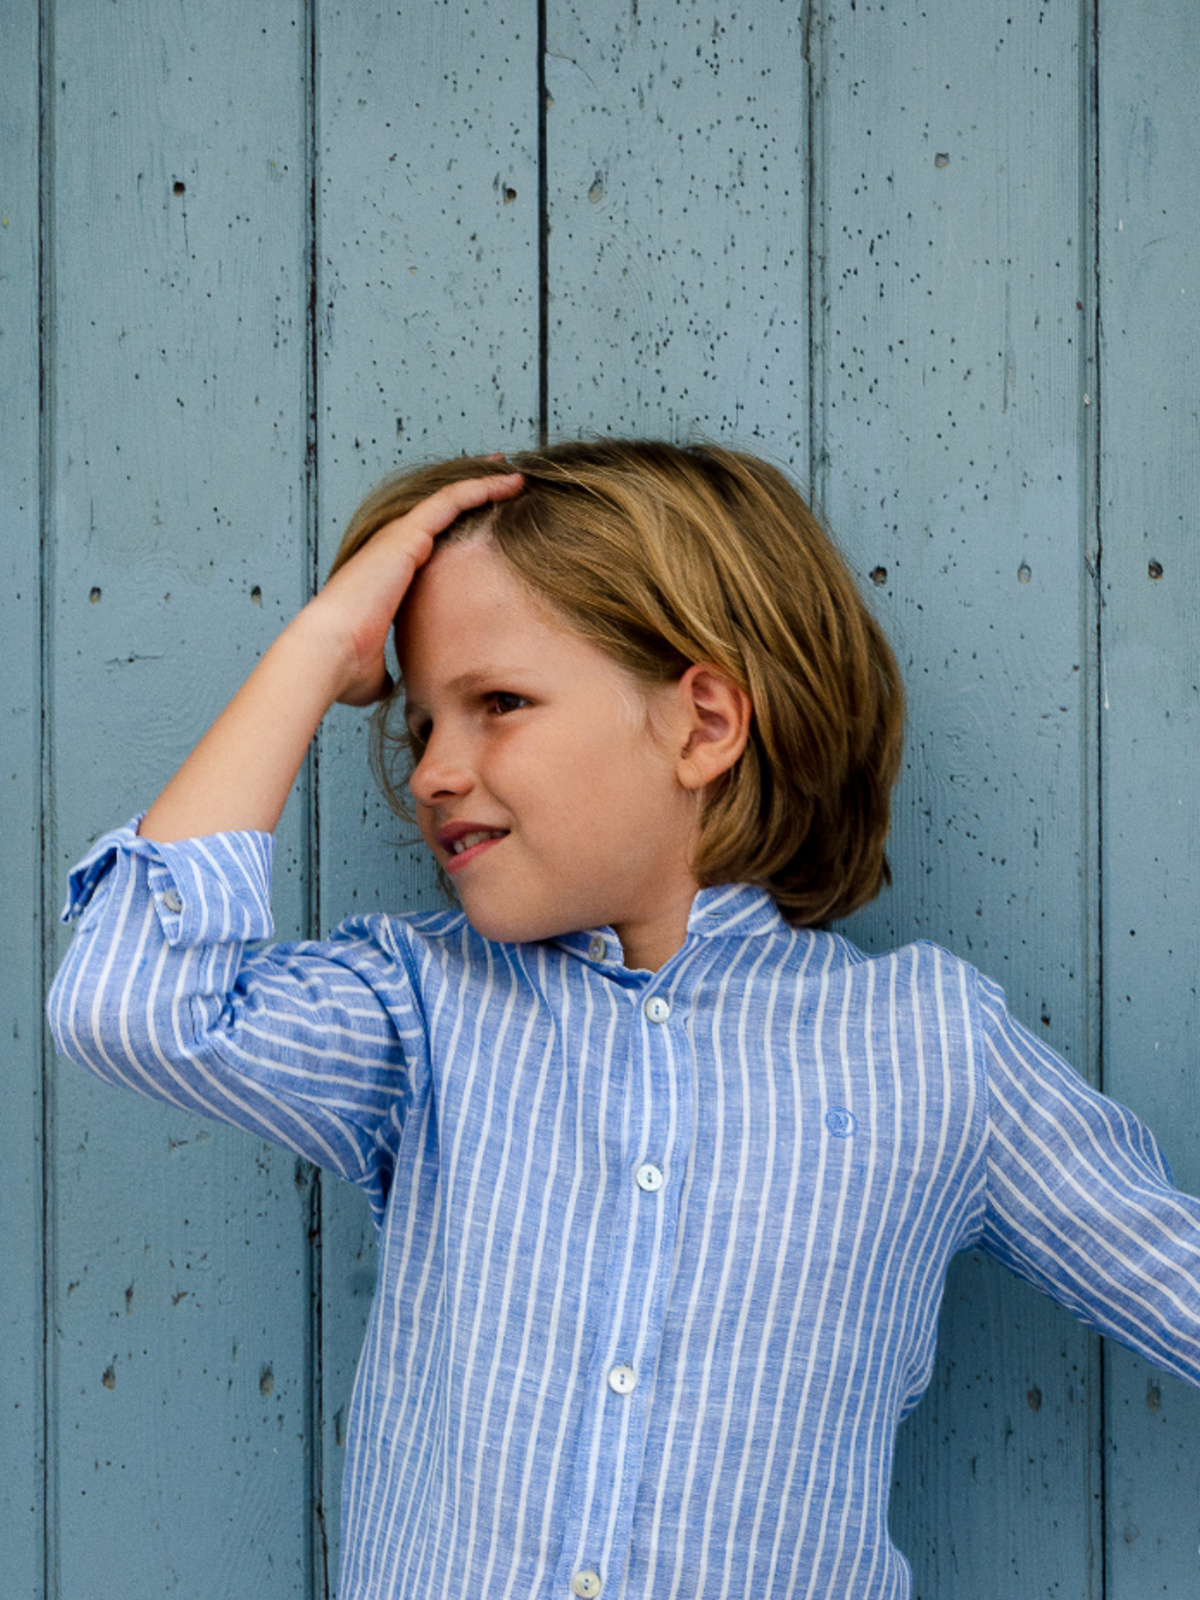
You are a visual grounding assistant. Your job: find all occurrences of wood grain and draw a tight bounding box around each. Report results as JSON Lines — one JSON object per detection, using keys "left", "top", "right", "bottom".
{"left": 1099, "top": 4, "right": 1200, "bottom": 1592}
{"left": 0, "top": 0, "right": 46, "bottom": 1591}
{"left": 46, "top": 2, "right": 313, "bottom": 1592}
{"left": 816, "top": 3, "right": 1100, "bottom": 1593}
{"left": 546, "top": 0, "right": 810, "bottom": 459}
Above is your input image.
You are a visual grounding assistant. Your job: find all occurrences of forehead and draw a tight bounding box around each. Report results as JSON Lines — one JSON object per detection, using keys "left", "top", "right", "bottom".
{"left": 397, "top": 535, "right": 578, "bottom": 681}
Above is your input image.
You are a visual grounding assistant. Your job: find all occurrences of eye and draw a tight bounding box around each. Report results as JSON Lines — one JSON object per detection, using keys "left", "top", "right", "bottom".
{"left": 487, "top": 691, "right": 529, "bottom": 717}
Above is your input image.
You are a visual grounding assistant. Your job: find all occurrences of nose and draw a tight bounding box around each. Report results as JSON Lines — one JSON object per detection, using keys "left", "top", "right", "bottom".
{"left": 408, "top": 725, "right": 474, "bottom": 807}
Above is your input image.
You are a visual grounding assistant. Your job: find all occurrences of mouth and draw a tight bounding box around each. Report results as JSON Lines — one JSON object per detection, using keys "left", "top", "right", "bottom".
{"left": 436, "top": 823, "right": 510, "bottom": 873}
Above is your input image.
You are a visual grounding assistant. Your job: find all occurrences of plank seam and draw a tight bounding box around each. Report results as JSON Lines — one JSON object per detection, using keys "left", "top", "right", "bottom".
{"left": 38, "top": 0, "right": 57, "bottom": 1593}
{"left": 305, "top": 0, "right": 327, "bottom": 1593}
{"left": 537, "top": 0, "right": 549, "bottom": 444}
{"left": 803, "top": 0, "right": 827, "bottom": 508}
{"left": 1086, "top": 0, "right": 1107, "bottom": 1591}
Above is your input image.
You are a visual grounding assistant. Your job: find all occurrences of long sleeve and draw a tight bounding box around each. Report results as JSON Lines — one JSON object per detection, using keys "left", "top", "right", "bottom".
{"left": 47, "top": 819, "right": 428, "bottom": 1223}
{"left": 976, "top": 970, "right": 1200, "bottom": 1387}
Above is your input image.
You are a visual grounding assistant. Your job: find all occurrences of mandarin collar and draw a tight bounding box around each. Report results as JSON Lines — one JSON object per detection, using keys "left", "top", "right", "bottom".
{"left": 550, "top": 883, "right": 785, "bottom": 968}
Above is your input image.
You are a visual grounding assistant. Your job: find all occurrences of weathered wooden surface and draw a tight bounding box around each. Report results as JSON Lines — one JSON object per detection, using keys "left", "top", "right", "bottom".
{"left": 0, "top": 1, "right": 45, "bottom": 1593}
{"left": 7, "top": 0, "right": 1199, "bottom": 1595}
{"left": 1099, "top": 2, "right": 1200, "bottom": 1590}
{"left": 815, "top": 4, "right": 1101, "bottom": 1594}
{"left": 544, "top": 0, "right": 810, "bottom": 452}
{"left": 44, "top": 2, "right": 314, "bottom": 1593}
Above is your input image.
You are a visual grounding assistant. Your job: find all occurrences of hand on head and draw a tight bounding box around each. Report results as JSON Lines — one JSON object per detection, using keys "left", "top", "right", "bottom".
{"left": 313, "top": 472, "right": 524, "bottom": 708}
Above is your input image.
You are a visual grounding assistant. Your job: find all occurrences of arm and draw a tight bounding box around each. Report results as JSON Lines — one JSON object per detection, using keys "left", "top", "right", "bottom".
{"left": 48, "top": 473, "right": 521, "bottom": 1211}
{"left": 139, "top": 471, "right": 522, "bottom": 841}
{"left": 48, "top": 822, "right": 427, "bottom": 1218}
{"left": 976, "top": 972, "right": 1200, "bottom": 1388}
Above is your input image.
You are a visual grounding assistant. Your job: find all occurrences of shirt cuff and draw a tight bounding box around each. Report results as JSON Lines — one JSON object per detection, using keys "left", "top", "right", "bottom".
{"left": 62, "top": 816, "right": 276, "bottom": 946}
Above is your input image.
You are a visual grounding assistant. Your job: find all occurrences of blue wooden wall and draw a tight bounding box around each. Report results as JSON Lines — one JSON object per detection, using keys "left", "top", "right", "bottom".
{"left": 3, "top": 1, "right": 1198, "bottom": 1595}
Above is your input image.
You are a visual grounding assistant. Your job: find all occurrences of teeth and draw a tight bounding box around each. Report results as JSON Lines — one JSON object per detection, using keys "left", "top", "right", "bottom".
{"left": 450, "top": 830, "right": 506, "bottom": 855}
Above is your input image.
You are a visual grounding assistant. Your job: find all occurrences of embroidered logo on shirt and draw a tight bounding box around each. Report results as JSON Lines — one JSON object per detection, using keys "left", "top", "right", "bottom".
{"left": 825, "top": 1107, "right": 857, "bottom": 1138}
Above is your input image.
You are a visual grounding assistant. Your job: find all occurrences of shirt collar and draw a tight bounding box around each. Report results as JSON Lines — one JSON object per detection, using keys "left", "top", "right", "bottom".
{"left": 550, "top": 883, "right": 786, "bottom": 967}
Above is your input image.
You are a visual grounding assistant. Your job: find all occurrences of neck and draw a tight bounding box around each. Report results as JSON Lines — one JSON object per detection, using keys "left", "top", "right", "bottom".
{"left": 613, "top": 884, "right": 698, "bottom": 972}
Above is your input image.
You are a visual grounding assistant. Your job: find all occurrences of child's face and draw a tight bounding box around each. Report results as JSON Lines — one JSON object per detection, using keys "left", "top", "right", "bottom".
{"left": 397, "top": 534, "right": 703, "bottom": 966}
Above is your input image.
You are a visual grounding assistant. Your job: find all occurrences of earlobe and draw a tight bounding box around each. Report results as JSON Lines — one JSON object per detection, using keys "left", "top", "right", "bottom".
{"left": 676, "top": 665, "right": 753, "bottom": 790}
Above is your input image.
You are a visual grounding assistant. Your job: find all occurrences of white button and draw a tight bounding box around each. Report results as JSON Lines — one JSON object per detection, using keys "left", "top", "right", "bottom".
{"left": 588, "top": 935, "right": 607, "bottom": 962}
{"left": 162, "top": 889, "right": 184, "bottom": 915}
{"left": 636, "top": 1163, "right": 664, "bottom": 1193}
{"left": 643, "top": 995, "right": 670, "bottom": 1024}
{"left": 572, "top": 1572, "right": 602, "bottom": 1598}
{"left": 608, "top": 1364, "right": 637, "bottom": 1395}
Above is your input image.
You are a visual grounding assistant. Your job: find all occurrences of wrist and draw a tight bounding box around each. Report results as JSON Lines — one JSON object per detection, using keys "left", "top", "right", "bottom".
{"left": 276, "top": 601, "right": 361, "bottom": 707}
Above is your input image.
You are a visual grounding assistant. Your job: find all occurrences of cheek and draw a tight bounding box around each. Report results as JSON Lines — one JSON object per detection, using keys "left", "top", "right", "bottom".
{"left": 414, "top": 802, "right": 438, "bottom": 846}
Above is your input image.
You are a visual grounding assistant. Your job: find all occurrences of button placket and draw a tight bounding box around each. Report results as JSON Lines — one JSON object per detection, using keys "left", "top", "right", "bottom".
{"left": 556, "top": 980, "right": 690, "bottom": 1598}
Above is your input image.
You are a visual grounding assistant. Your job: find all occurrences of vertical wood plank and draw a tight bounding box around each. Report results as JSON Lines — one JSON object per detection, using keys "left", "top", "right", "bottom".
{"left": 312, "top": 5, "right": 539, "bottom": 1584}
{"left": 0, "top": 0, "right": 45, "bottom": 1591}
{"left": 545, "top": 0, "right": 809, "bottom": 456}
{"left": 47, "top": 3, "right": 314, "bottom": 1593}
{"left": 1099, "top": 3, "right": 1200, "bottom": 1591}
{"left": 816, "top": 4, "right": 1100, "bottom": 1595}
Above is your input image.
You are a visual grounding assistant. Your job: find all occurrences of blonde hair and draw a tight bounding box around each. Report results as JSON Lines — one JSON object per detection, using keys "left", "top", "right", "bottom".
{"left": 329, "top": 438, "right": 904, "bottom": 926}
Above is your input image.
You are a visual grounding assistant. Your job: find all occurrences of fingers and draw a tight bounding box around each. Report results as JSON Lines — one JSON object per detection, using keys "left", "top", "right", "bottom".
{"left": 406, "top": 471, "right": 524, "bottom": 540}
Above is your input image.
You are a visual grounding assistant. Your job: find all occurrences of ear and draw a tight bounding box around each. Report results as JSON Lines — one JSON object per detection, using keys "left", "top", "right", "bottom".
{"left": 673, "top": 664, "right": 753, "bottom": 792}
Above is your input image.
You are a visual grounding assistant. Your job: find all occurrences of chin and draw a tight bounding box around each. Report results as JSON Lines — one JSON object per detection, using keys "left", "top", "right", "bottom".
{"left": 459, "top": 897, "right": 576, "bottom": 950}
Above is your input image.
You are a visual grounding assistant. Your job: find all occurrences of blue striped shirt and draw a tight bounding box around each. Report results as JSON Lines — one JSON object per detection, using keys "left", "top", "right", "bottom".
{"left": 48, "top": 820, "right": 1200, "bottom": 1600}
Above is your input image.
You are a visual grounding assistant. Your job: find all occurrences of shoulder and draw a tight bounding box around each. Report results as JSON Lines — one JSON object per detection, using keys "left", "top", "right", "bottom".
{"left": 324, "top": 905, "right": 509, "bottom": 990}
{"left": 817, "top": 929, "right": 983, "bottom": 995}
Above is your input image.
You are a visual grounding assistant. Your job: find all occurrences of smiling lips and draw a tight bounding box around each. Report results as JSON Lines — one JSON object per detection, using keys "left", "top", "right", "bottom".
{"left": 437, "top": 823, "right": 510, "bottom": 872}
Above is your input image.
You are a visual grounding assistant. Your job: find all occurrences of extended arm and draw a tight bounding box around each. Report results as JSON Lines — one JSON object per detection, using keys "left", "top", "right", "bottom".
{"left": 977, "top": 973, "right": 1200, "bottom": 1387}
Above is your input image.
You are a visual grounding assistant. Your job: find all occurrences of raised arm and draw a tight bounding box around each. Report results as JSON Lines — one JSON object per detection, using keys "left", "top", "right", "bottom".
{"left": 139, "top": 471, "right": 522, "bottom": 842}
{"left": 48, "top": 472, "right": 521, "bottom": 1210}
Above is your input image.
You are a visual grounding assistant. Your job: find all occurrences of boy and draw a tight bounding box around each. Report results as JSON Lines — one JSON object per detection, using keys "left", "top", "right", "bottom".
{"left": 50, "top": 441, "right": 1200, "bottom": 1599}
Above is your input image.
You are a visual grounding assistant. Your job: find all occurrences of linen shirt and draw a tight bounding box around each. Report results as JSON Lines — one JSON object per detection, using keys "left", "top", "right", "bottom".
{"left": 48, "top": 820, "right": 1200, "bottom": 1600}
